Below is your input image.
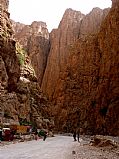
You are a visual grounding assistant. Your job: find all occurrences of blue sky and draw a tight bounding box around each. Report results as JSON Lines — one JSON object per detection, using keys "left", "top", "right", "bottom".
{"left": 9, "top": 0, "right": 112, "bottom": 31}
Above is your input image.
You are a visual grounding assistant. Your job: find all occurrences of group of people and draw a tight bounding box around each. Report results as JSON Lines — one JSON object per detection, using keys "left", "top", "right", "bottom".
{"left": 34, "top": 129, "right": 48, "bottom": 141}
{"left": 73, "top": 128, "right": 80, "bottom": 142}
{"left": 0, "top": 128, "right": 15, "bottom": 142}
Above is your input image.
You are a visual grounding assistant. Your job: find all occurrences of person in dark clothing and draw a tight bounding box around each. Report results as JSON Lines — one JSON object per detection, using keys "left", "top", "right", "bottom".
{"left": 73, "top": 130, "right": 77, "bottom": 141}
{"left": 77, "top": 130, "right": 80, "bottom": 142}
{"left": 43, "top": 131, "right": 47, "bottom": 141}
{"left": 0, "top": 129, "right": 2, "bottom": 141}
{"left": 10, "top": 129, "right": 16, "bottom": 141}
{"left": 34, "top": 129, "right": 38, "bottom": 140}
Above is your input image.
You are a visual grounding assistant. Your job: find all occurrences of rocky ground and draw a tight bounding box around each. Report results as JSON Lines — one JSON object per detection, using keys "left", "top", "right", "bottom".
{"left": 0, "top": 135, "right": 119, "bottom": 159}
{"left": 68, "top": 135, "right": 119, "bottom": 159}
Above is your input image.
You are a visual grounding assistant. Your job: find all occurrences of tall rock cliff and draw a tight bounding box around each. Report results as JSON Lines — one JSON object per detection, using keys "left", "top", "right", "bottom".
{"left": 0, "top": 0, "right": 20, "bottom": 123}
{"left": 41, "top": 8, "right": 109, "bottom": 100}
{"left": 0, "top": 0, "right": 20, "bottom": 92}
{"left": 11, "top": 20, "right": 25, "bottom": 34}
{"left": 79, "top": 7, "right": 110, "bottom": 38}
{"left": 0, "top": 0, "right": 53, "bottom": 129}
{"left": 41, "top": 9, "right": 85, "bottom": 99}
{"left": 51, "top": 0, "right": 119, "bottom": 135}
{"left": 6, "top": 0, "right": 118, "bottom": 136}
{"left": 12, "top": 21, "right": 50, "bottom": 85}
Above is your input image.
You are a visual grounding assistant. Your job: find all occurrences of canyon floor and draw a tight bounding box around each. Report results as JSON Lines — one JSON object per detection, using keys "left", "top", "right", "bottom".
{"left": 0, "top": 135, "right": 119, "bottom": 159}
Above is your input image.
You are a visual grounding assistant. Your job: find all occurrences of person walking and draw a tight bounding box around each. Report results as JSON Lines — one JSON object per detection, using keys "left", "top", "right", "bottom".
{"left": 34, "top": 129, "right": 38, "bottom": 140}
{"left": 0, "top": 128, "right": 2, "bottom": 142}
{"left": 77, "top": 128, "right": 80, "bottom": 142}
{"left": 73, "top": 130, "right": 77, "bottom": 141}
{"left": 43, "top": 131, "right": 47, "bottom": 141}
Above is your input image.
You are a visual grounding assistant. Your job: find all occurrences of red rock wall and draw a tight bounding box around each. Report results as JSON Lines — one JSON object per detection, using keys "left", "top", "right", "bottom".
{"left": 51, "top": 1, "right": 119, "bottom": 135}
{"left": 41, "top": 9, "right": 85, "bottom": 99}
{"left": 0, "top": 1, "right": 52, "bottom": 128}
{"left": 12, "top": 21, "right": 50, "bottom": 85}
{"left": 0, "top": 0, "right": 20, "bottom": 92}
{"left": 0, "top": 0, "right": 20, "bottom": 122}
{"left": 41, "top": 8, "right": 109, "bottom": 100}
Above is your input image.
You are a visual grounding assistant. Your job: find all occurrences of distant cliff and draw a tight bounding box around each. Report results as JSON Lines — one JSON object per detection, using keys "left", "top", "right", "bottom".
{"left": 12, "top": 21, "right": 50, "bottom": 85}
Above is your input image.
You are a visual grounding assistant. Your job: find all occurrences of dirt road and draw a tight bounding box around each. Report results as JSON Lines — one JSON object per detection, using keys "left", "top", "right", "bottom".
{"left": 0, "top": 135, "right": 118, "bottom": 159}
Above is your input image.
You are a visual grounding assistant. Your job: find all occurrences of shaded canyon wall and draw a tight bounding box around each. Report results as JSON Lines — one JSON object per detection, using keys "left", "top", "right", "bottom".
{"left": 0, "top": 0, "right": 53, "bottom": 129}
{"left": 41, "top": 8, "right": 110, "bottom": 100}
{"left": 51, "top": 0, "right": 119, "bottom": 135}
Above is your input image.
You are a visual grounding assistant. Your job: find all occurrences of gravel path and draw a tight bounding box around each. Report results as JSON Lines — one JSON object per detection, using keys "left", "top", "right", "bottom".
{"left": 0, "top": 136, "right": 74, "bottom": 159}
{"left": 0, "top": 135, "right": 119, "bottom": 159}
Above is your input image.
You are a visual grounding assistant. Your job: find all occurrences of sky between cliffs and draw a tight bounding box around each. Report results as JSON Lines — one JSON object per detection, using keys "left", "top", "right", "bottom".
{"left": 9, "top": 0, "right": 112, "bottom": 32}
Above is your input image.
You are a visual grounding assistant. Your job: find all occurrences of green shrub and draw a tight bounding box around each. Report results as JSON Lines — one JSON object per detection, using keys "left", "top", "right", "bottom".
{"left": 17, "top": 53, "right": 25, "bottom": 65}
{"left": 16, "top": 43, "right": 27, "bottom": 66}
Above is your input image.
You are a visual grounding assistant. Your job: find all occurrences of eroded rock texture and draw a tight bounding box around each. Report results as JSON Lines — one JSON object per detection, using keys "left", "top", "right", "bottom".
{"left": 3, "top": 0, "right": 118, "bottom": 136}
{"left": 79, "top": 7, "right": 110, "bottom": 38}
{"left": 0, "top": 0, "right": 20, "bottom": 123}
{"left": 0, "top": 0, "right": 20, "bottom": 92}
{"left": 12, "top": 21, "right": 50, "bottom": 85}
{"left": 50, "top": 1, "right": 119, "bottom": 135}
{"left": 41, "top": 8, "right": 109, "bottom": 100}
{"left": 41, "top": 9, "right": 85, "bottom": 99}
{"left": 0, "top": 0, "right": 53, "bottom": 129}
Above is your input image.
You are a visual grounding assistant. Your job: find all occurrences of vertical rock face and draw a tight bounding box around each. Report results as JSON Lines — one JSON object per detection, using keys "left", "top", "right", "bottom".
{"left": 0, "top": 57, "right": 8, "bottom": 89}
{"left": 27, "top": 22, "right": 50, "bottom": 85}
{"left": 0, "top": 0, "right": 9, "bottom": 10}
{"left": 79, "top": 7, "right": 110, "bottom": 38}
{"left": 0, "top": 1, "right": 53, "bottom": 129}
{"left": 0, "top": 0, "right": 20, "bottom": 92}
{"left": 11, "top": 20, "right": 25, "bottom": 34}
{"left": 12, "top": 21, "right": 50, "bottom": 85}
{"left": 52, "top": 0, "right": 119, "bottom": 135}
{"left": 41, "top": 8, "right": 109, "bottom": 100}
{"left": 41, "top": 9, "right": 85, "bottom": 99}
{"left": 0, "top": 0, "right": 20, "bottom": 122}
{"left": 112, "top": 0, "right": 119, "bottom": 6}
{"left": 95, "top": 0, "right": 119, "bottom": 135}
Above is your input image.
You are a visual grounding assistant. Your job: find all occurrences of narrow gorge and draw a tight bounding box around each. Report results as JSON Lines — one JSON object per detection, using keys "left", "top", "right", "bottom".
{"left": 0, "top": 0, "right": 119, "bottom": 136}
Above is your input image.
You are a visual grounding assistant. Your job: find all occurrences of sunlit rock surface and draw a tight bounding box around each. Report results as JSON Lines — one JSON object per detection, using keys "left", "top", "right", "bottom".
{"left": 49, "top": 1, "right": 119, "bottom": 135}
{"left": 0, "top": 0, "right": 53, "bottom": 129}
{"left": 41, "top": 9, "right": 85, "bottom": 99}
{"left": 12, "top": 21, "right": 50, "bottom": 85}
{"left": 41, "top": 8, "right": 109, "bottom": 100}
